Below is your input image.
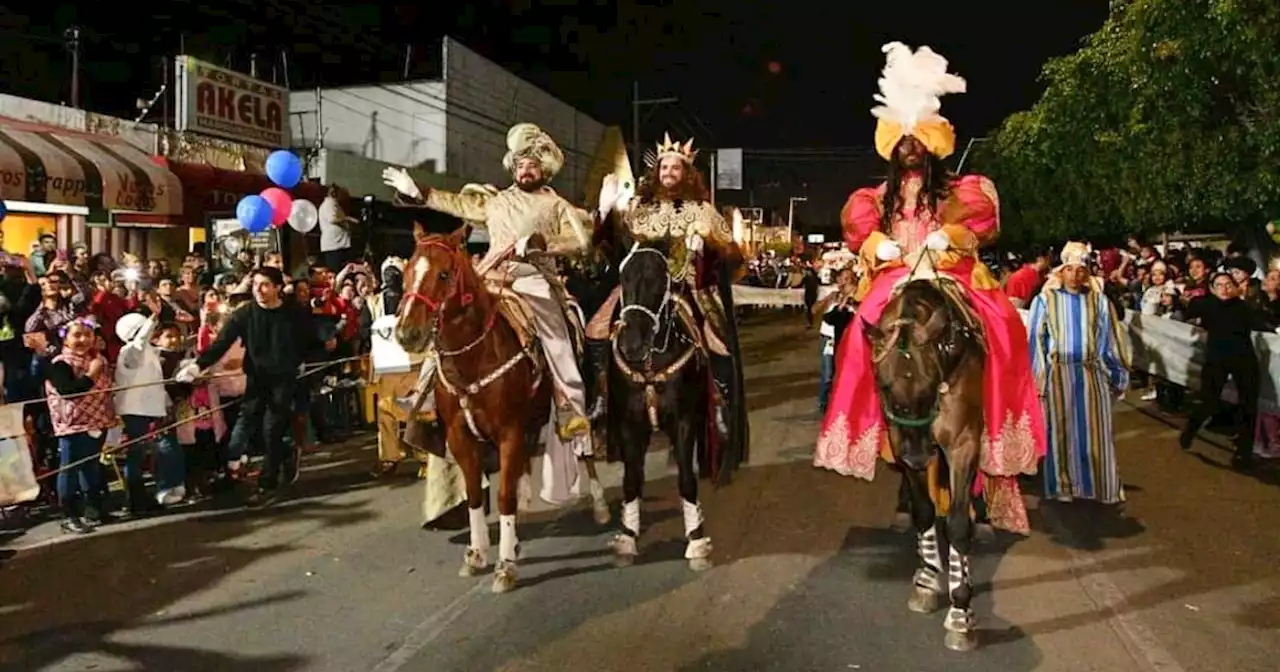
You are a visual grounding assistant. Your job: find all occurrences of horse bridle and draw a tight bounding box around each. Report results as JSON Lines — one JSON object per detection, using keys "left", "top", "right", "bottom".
{"left": 614, "top": 241, "right": 686, "bottom": 355}
{"left": 401, "top": 239, "right": 498, "bottom": 356}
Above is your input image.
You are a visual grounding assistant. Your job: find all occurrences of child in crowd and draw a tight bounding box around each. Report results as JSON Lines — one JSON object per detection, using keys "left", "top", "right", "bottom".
{"left": 45, "top": 317, "right": 117, "bottom": 534}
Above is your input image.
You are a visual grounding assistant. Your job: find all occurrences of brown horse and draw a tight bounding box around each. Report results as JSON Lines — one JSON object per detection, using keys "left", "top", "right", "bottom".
{"left": 863, "top": 279, "right": 985, "bottom": 651}
{"left": 396, "top": 227, "right": 570, "bottom": 593}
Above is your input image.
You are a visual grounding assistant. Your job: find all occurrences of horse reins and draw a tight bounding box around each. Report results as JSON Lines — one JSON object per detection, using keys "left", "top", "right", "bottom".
{"left": 402, "top": 239, "right": 500, "bottom": 355}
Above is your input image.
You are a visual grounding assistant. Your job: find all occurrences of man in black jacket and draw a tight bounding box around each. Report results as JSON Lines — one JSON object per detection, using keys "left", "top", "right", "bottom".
{"left": 180, "top": 266, "right": 335, "bottom": 506}
{"left": 1180, "top": 272, "right": 1279, "bottom": 470}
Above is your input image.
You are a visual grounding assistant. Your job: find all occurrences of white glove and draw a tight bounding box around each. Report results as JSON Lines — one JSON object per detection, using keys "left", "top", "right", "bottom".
{"left": 597, "top": 174, "right": 620, "bottom": 216}
{"left": 615, "top": 179, "right": 634, "bottom": 212}
{"left": 174, "top": 361, "right": 201, "bottom": 384}
{"left": 875, "top": 240, "right": 902, "bottom": 262}
{"left": 515, "top": 235, "right": 531, "bottom": 257}
{"left": 685, "top": 232, "right": 705, "bottom": 255}
{"left": 381, "top": 167, "right": 422, "bottom": 200}
{"left": 1274, "top": 326, "right": 1280, "bottom": 335}
{"left": 925, "top": 231, "right": 951, "bottom": 251}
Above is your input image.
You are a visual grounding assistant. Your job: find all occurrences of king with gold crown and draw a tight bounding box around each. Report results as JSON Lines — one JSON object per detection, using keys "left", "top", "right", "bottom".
{"left": 814, "top": 43, "right": 1047, "bottom": 535}
{"left": 585, "top": 132, "right": 749, "bottom": 483}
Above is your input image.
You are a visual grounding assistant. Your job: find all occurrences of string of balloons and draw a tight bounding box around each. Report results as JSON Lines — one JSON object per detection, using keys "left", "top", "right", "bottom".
{"left": 234, "top": 150, "right": 320, "bottom": 235}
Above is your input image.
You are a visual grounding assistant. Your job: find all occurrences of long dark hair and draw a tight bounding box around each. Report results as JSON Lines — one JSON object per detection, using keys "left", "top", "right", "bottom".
{"left": 881, "top": 141, "right": 954, "bottom": 231}
{"left": 636, "top": 160, "right": 710, "bottom": 206}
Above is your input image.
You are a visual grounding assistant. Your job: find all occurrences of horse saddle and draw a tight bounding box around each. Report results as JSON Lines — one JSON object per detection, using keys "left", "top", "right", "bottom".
{"left": 481, "top": 271, "right": 587, "bottom": 360}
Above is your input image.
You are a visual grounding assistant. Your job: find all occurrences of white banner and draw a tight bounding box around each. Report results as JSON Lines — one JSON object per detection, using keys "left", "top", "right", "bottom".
{"left": 716, "top": 149, "right": 743, "bottom": 190}
{"left": 732, "top": 285, "right": 835, "bottom": 307}
{"left": 1018, "top": 308, "right": 1280, "bottom": 406}
{"left": 175, "top": 56, "right": 290, "bottom": 148}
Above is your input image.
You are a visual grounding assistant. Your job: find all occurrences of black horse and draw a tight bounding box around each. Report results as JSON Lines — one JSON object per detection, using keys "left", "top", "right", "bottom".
{"left": 603, "top": 236, "right": 713, "bottom": 571}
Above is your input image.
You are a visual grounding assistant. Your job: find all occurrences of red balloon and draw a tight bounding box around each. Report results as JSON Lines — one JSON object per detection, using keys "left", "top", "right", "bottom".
{"left": 260, "top": 187, "right": 293, "bottom": 226}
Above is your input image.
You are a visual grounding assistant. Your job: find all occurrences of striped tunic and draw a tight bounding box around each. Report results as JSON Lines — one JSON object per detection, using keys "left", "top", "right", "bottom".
{"left": 1028, "top": 287, "right": 1131, "bottom": 503}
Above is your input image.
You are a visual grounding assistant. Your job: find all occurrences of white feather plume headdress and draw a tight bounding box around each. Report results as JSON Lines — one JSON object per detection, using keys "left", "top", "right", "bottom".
{"left": 870, "top": 42, "right": 966, "bottom": 159}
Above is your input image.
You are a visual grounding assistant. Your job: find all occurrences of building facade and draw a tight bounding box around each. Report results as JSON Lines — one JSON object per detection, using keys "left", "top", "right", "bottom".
{"left": 289, "top": 38, "right": 614, "bottom": 204}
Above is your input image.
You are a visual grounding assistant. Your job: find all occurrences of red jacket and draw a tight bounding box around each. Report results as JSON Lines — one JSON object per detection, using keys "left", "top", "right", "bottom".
{"left": 89, "top": 290, "right": 128, "bottom": 363}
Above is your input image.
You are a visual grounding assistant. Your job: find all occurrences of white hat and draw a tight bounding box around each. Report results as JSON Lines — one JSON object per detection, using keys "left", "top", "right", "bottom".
{"left": 115, "top": 312, "right": 150, "bottom": 344}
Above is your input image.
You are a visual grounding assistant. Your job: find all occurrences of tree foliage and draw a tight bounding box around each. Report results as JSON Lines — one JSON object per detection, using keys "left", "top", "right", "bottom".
{"left": 980, "top": 0, "right": 1280, "bottom": 245}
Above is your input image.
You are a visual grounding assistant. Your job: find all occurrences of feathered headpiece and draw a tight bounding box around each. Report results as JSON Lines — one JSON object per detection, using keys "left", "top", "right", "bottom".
{"left": 871, "top": 42, "right": 966, "bottom": 161}
{"left": 502, "top": 123, "right": 564, "bottom": 181}
{"left": 650, "top": 132, "right": 698, "bottom": 167}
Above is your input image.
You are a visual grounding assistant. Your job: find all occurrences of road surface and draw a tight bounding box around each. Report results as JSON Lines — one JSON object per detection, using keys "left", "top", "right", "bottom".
{"left": 1, "top": 313, "right": 1278, "bottom": 671}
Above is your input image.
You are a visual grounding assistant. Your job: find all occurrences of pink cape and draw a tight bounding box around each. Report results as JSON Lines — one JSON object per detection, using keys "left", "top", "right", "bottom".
{"left": 814, "top": 259, "right": 1046, "bottom": 534}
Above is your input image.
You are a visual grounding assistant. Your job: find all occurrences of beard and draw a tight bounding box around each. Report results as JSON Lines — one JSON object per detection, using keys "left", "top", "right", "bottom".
{"left": 514, "top": 175, "right": 547, "bottom": 192}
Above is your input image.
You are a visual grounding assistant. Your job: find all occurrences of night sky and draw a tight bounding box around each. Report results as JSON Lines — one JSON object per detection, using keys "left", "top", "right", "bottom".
{"left": 3, "top": 1, "right": 1107, "bottom": 146}
{"left": 1, "top": 2, "right": 1108, "bottom": 228}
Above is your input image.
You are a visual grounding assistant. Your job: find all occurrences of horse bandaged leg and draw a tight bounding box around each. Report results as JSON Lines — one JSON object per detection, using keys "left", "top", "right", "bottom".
{"left": 944, "top": 545, "right": 978, "bottom": 651}
{"left": 510, "top": 267, "right": 590, "bottom": 440}
{"left": 582, "top": 459, "right": 609, "bottom": 525}
{"left": 498, "top": 513, "right": 519, "bottom": 562}
{"left": 461, "top": 505, "right": 490, "bottom": 576}
{"left": 611, "top": 498, "right": 641, "bottom": 561}
{"left": 909, "top": 526, "right": 945, "bottom": 613}
{"left": 682, "top": 499, "right": 713, "bottom": 568}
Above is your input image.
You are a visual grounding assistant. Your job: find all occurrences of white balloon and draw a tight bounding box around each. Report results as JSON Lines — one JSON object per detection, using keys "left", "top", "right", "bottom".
{"left": 288, "top": 199, "right": 319, "bottom": 233}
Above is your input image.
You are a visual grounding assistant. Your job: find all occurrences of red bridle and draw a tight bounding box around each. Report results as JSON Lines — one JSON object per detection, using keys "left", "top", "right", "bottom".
{"left": 401, "top": 238, "right": 496, "bottom": 332}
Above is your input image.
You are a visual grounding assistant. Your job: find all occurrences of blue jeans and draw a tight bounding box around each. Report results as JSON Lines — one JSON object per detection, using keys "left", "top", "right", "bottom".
{"left": 818, "top": 341, "right": 835, "bottom": 415}
{"left": 57, "top": 432, "right": 104, "bottom": 507}
{"left": 122, "top": 414, "right": 185, "bottom": 493}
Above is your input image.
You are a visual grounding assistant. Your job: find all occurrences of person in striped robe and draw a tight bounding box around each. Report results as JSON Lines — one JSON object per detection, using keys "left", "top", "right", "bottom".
{"left": 1028, "top": 242, "right": 1132, "bottom": 503}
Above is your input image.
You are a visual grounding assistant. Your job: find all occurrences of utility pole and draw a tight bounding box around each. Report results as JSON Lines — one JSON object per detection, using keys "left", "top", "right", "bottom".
{"left": 65, "top": 26, "right": 82, "bottom": 108}
{"left": 632, "top": 81, "right": 678, "bottom": 177}
{"left": 787, "top": 196, "right": 808, "bottom": 246}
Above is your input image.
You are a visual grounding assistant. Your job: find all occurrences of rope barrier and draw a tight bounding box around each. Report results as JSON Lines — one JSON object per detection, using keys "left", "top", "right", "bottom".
{"left": 27, "top": 354, "right": 369, "bottom": 482}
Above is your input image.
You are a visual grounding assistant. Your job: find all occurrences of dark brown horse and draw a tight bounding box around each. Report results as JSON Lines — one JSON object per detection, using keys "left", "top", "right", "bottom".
{"left": 863, "top": 278, "right": 985, "bottom": 651}
{"left": 395, "top": 227, "right": 551, "bottom": 593}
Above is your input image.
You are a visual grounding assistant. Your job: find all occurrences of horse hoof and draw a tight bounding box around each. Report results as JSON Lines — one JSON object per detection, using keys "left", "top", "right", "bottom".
{"left": 492, "top": 562, "right": 517, "bottom": 593}
{"left": 459, "top": 548, "right": 488, "bottom": 577}
{"left": 593, "top": 503, "right": 612, "bottom": 526}
{"left": 689, "top": 557, "right": 713, "bottom": 572}
{"left": 944, "top": 629, "right": 979, "bottom": 652}
{"left": 908, "top": 587, "right": 944, "bottom": 614}
{"left": 975, "top": 523, "right": 995, "bottom": 544}
{"left": 891, "top": 512, "right": 912, "bottom": 533}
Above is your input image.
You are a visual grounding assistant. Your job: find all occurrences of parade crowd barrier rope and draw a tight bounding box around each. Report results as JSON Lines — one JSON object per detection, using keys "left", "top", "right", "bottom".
{"left": 0, "top": 355, "right": 368, "bottom": 506}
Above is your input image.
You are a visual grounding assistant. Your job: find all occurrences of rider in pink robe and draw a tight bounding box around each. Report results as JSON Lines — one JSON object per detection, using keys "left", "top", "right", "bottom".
{"left": 814, "top": 159, "right": 1047, "bottom": 535}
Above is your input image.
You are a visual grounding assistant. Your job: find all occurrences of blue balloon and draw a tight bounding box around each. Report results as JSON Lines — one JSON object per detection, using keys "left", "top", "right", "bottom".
{"left": 265, "top": 150, "right": 303, "bottom": 189}
{"left": 0, "top": 200, "right": 6, "bottom": 223}
{"left": 236, "top": 195, "right": 273, "bottom": 233}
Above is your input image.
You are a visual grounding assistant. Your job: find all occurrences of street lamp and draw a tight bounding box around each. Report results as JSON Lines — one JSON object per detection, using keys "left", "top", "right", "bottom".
{"left": 786, "top": 196, "right": 808, "bottom": 247}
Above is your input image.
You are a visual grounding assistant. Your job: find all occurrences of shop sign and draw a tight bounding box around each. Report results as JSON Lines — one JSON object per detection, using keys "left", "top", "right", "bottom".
{"left": 175, "top": 56, "right": 289, "bottom": 148}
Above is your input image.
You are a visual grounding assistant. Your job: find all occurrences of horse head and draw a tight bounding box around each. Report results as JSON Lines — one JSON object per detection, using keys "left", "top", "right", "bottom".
{"left": 397, "top": 226, "right": 478, "bottom": 353}
{"left": 615, "top": 236, "right": 676, "bottom": 365}
{"left": 863, "top": 281, "right": 952, "bottom": 471}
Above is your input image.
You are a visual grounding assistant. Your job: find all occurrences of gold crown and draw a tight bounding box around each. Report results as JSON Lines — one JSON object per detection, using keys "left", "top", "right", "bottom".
{"left": 655, "top": 132, "right": 697, "bottom": 164}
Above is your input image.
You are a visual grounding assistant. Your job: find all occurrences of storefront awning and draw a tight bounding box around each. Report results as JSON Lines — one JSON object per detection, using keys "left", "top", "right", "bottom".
{"left": 148, "top": 157, "right": 326, "bottom": 228}
{"left": 0, "top": 117, "right": 183, "bottom": 216}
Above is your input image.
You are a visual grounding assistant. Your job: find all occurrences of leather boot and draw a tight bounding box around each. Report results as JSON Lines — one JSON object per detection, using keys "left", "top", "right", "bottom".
{"left": 710, "top": 355, "right": 733, "bottom": 439}
{"left": 584, "top": 339, "right": 611, "bottom": 422}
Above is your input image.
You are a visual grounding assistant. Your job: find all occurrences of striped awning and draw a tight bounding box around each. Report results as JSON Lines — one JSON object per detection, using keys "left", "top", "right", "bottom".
{"left": 0, "top": 118, "right": 183, "bottom": 216}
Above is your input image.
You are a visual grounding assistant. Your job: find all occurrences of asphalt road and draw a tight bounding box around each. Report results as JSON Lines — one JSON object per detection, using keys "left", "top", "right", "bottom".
{"left": 1, "top": 312, "right": 1278, "bottom": 672}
